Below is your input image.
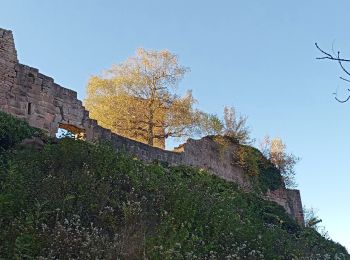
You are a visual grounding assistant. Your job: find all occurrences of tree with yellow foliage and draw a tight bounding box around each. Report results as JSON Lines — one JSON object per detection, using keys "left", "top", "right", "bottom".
{"left": 259, "top": 136, "right": 300, "bottom": 188}
{"left": 84, "top": 48, "right": 199, "bottom": 148}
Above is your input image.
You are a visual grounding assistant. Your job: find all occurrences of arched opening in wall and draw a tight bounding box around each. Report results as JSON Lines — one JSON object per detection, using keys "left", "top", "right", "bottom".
{"left": 56, "top": 123, "right": 86, "bottom": 140}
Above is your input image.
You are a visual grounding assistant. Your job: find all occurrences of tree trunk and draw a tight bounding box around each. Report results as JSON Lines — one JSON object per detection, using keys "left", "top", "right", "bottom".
{"left": 147, "top": 121, "right": 154, "bottom": 146}
{"left": 147, "top": 102, "right": 154, "bottom": 146}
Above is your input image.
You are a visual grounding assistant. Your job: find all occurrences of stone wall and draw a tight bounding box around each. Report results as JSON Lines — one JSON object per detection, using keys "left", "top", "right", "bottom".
{"left": 286, "top": 189, "right": 305, "bottom": 225}
{"left": 0, "top": 28, "right": 304, "bottom": 225}
{"left": 265, "top": 188, "right": 304, "bottom": 225}
{"left": 0, "top": 30, "right": 90, "bottom": 137}
{"left": 0, "top": 29, "right": 18, "bottom": 113}
{"left": 178, "top": 137, "right": 250, "bottom": 189}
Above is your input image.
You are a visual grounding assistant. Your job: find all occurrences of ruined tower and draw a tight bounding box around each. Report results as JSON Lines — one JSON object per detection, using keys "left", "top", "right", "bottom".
{"left": 0, "top": 28, "right": 112, "bottom": 140}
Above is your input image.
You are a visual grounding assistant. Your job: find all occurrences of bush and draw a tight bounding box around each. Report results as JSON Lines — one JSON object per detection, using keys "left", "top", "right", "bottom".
{"left": 234, "top": 145, "right": 284, "bottom": 193}
{"left": 0, "top": 112, "right": 43, "bottom": 151}
{"left": 0, "top": 113, "right": 348, "bottom": 259}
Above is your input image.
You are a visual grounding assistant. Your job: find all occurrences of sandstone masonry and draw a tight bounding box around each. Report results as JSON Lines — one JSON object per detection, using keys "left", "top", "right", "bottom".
{"left": 0, "top": 28, "right": 304, "bottom": 225}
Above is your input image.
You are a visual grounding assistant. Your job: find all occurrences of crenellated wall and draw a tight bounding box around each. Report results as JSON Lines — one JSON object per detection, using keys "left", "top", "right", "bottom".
{"left": 0, "top": 28, "right": 304, "bottom": 225}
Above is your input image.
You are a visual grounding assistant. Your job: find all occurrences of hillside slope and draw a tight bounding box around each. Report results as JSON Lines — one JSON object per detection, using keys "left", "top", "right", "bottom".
{"left": 0, "top": 112, "right": 348, "bottom": 259}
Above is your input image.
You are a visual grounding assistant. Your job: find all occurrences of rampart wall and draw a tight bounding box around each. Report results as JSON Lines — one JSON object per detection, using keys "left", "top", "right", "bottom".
{"left": 0, "top": 28, "right": 304, "bottom": 225}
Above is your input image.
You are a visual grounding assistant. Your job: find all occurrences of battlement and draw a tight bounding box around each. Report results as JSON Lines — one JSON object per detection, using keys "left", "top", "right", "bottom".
{"left": 0, "top": 28, "right": 304, "bottom": 225}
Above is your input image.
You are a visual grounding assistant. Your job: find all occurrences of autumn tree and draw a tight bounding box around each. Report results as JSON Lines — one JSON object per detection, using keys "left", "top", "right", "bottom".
{"left": 223, "top": 106, "right": 251, "bottom": 144}
{"left": 84, "top": 48, "right": 200, "bottom": 148}
{"left": 198, "top": 106, "right": 251, "bottom": 144}
{"left": 260, "top": 136, "right": 300, "bottom": 188}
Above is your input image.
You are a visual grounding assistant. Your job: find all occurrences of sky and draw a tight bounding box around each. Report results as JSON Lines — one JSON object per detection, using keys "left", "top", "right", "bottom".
{"left": 1, "top": 0, "right": 349, "bottom": 251}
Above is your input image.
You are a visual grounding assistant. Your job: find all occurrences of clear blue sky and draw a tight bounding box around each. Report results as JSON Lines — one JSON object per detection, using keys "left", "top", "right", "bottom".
{"left": 2, "top": 0, "right": 350, "bottom": 250}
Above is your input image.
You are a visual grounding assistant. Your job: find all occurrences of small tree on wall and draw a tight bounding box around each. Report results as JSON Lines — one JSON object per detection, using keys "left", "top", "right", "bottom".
{"left": 303, "top": 206, "right": 329, "bottom": 239}
{"left": 223, "top": 106, "right": 251, "bottom": 144}
{"left": 259, "top": 136, "right": 300, "bottom": 188}
{"left": 197, "top": 106, "right": 252, "bottom": 145}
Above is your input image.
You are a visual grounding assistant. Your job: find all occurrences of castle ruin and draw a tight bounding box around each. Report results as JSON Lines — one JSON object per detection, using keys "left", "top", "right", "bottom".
{"left": 0, "top": 28, "right": 304, "bottom": 225}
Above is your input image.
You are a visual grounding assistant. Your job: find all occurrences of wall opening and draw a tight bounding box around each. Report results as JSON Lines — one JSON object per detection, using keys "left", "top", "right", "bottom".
{"left": 27, "top": 73, "right": 35, "bottom": 83}
{"left": 27, "top": 103, "right": 32, "bottom": 115}
{"left": 56, "top": 128, "right": 74, "bottom": 139}
{"left": 56, "top": 123, "right": 86, "bottom": 140}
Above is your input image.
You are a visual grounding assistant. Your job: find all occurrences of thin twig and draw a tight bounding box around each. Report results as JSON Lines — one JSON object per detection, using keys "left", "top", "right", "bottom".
{"left": 315, "top": 43, "right": 350, "bottom": 62}
{"left": 316, "top": 42, "right": 350, "bottom": 103}
{"left": 334, "top": 88, "right": 350, "bottom": 103}
{"left": 337, "top": 52, "right": 350, "bottom": 76}
{"left": 339, "top": 77, "right": 350, "bottom": 83}
{"left": 335, "top": 94, "right": 350, "bottom": 103}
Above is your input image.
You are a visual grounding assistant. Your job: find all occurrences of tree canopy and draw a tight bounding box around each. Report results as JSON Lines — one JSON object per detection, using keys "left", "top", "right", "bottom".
{"left": 85, "top": 48, "right": 200, "bottom": 148}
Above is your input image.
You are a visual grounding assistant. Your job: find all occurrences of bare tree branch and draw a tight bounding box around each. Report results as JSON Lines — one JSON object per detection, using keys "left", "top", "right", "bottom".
{"left": 315, "top": 43, "right": 350, "bottom": 62}
{"left": 334, "top": 89, "right": 350, "bottom": 103}
{"left": 339, "top": 77, "right": 350, "bottom": 83}
{"left": 315, "top": 42, "right": 350, "bottom": 103}
{"left": 337, "top": 52, "right": 350, "bottom": 76}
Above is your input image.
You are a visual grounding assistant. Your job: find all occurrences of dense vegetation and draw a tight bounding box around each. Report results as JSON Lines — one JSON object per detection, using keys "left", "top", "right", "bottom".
{"left": 0, "top": 112, "right": 348, "bottom": 259}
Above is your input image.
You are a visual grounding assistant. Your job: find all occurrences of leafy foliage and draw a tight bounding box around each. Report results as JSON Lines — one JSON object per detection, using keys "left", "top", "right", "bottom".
{"left": 303, "top": 206, "right": 331, "bottom": 239}
{"left": 197, "top": 113, "right": 224, "bottom": 136}
{"left": 198, "top": 106, "right": 252, "bottom": 145}
{"left": 0, "top": 113, "right": 348, "bottom": 259}
{"left": 260, "top": 136, "right": 300, "bottom": 188}
{"left": 223, "top": 106, "right": 251, "bottom": 144}
{"left": 234, "top": 145, "right": 284, "bottom": 193}
{"left": 0, "top": 111, "right": 43, "bottom": 151}
{"left": 84, "top": 48, "right": 200, "bottom": 148}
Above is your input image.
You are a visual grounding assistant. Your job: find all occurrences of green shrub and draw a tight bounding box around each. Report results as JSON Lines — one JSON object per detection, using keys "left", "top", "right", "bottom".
{"left": 0, "top": 113, "right": 348, "bottom": 259}
{"left": 235, "top": 145, "right": 284, "bottom": 193}
{"left": 0, "top": 112, "right": 44, "bottom": 151}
